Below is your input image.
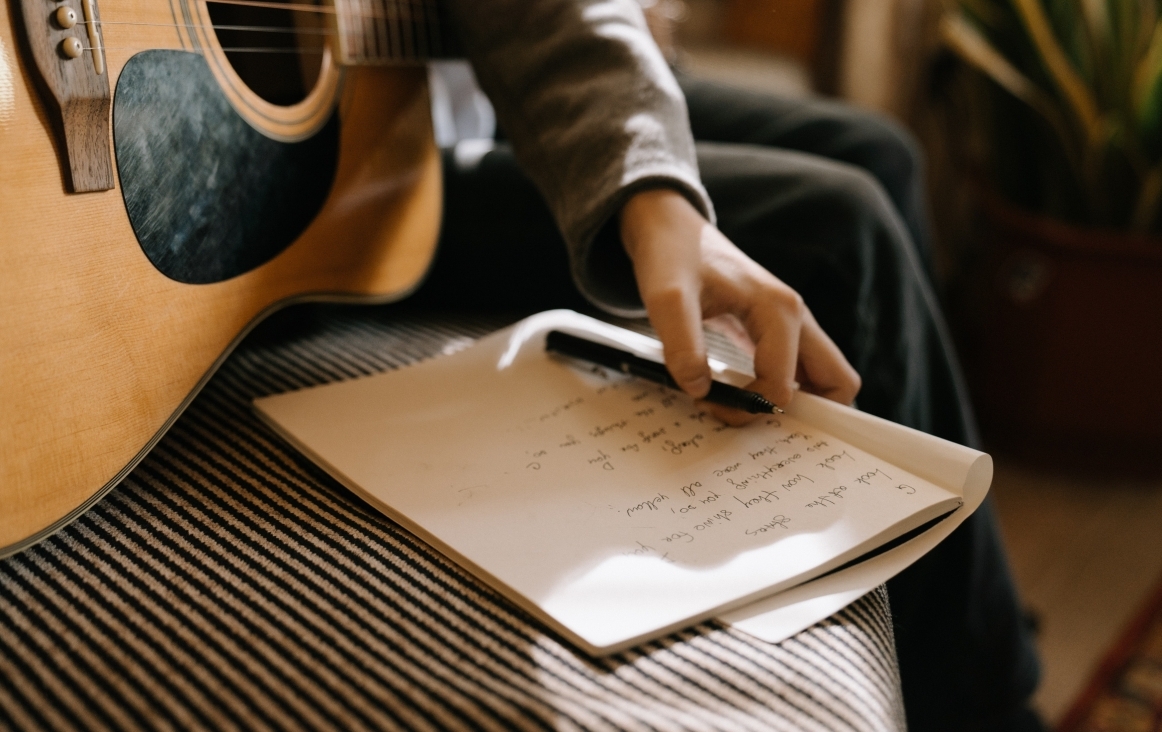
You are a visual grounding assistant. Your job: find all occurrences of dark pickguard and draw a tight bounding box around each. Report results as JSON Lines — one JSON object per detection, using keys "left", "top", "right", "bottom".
{"left": 113, "top": 50, "right": 339, "bottom": 284}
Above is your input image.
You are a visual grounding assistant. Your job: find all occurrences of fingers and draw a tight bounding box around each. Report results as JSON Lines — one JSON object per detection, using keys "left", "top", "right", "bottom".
{"left": 698, "top": 235, "right": 861, "bottom": 417}
{"left": 619, "top": 188, "right": 862, "bottom": 419}
{"left": 743, "top": 287, "right": 805, "bottom": 411}
{"left": 621, "top": 189, "right": 713, "bottom": 398}
{"left": 797, "top": 310, "right": 861, "bottom": 405}
{"left": 702, "top": 283, "right": 802, "bottom": 427}
{"left": 645, "top": 286, "right": 712, "bottom": 398}
{"left": 740, "top": 293, "right": 860, "bottom": 412}
{"left": 706, "top": 305, "right": 857, "bottom": 425}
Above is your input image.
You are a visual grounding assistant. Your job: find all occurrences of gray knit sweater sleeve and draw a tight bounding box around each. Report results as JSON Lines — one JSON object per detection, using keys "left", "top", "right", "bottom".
{"left": 444, "top": 0, "right": 714, "bottom": 316}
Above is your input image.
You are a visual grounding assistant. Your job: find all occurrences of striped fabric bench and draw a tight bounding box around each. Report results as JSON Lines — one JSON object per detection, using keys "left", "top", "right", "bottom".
{"left": 0, "top": 306, "right": 906, "bottom": 731}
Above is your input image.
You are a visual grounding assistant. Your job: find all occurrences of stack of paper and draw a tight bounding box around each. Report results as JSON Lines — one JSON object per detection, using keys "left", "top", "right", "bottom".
{"left": 255, "top": 310, "right": 991, "bottom": 654}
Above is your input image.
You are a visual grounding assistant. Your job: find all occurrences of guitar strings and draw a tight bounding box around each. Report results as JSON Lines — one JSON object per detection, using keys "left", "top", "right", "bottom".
{"left": 96, "top": 20, "right": 335, "bottom": 34}
{"left": 82, "top": 45, "right": 329, "bottom": 52}
{"left": 204, "top": 0, "right": 337, "bottom": 14}
{"left": 206, "top": 0, "right": 438, "bottom": 14}
{"left": 87, "top": 0, "right": 447, "bottom": 56}
{"left": 81, "top": 0, "right": 443, "bottom": 39}
{"left": 206, "top": 0, "right": 438, "bottom": 15}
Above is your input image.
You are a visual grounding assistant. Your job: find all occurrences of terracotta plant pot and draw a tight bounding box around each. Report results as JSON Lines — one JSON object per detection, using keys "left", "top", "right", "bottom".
{"left": 960, "top": 200, "right": 1162, "bottom": 461}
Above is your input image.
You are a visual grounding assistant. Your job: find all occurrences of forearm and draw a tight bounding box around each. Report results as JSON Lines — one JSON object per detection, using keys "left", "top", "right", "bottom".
{"left": 444, "top": 0, "right": 713, "bottom": 312}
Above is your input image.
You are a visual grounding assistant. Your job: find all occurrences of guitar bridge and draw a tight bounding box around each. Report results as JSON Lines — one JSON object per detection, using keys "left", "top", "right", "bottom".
{"left": 16, "top": 0, "right": 113, "bottom": 192}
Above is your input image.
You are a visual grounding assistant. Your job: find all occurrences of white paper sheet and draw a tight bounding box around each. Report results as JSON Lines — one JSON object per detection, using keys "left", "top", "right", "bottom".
{"left": 719, "top": 356, "right": 992, "bottom": 642}
{"left": 254, "top": 311, "right": 981, "bottom": 654}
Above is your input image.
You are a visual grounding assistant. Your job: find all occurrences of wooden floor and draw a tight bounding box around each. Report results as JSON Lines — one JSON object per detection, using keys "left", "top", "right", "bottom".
{"left": 991, "top": 457, "right": 1162, "bottom": 725}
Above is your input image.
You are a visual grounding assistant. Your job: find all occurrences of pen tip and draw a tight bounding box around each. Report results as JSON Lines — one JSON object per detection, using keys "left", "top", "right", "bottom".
{"left": 753, "top": 395, "right": 782, "bottom": 414}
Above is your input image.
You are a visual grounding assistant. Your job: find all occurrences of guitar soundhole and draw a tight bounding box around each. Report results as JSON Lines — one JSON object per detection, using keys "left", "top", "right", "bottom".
{"left": 205, "top": 0, "right": 326, "bottom": 106}
{"left": 113, "top": 51, "right": 339, "bottom": 284}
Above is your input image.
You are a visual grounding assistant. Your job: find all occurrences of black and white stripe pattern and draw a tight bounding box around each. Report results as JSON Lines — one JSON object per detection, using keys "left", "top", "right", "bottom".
{"left": 0, "top": 306, "right": 906, "bottom": 731}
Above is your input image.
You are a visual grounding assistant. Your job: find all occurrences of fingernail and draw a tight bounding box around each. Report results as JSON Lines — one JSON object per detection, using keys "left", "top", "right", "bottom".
{"left": 688, "top": 375, "right": 712, "bottom": 398}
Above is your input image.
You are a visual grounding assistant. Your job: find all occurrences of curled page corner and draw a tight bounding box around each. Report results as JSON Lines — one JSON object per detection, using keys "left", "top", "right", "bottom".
{"left": 721, "top": 391, "right": 991, "bottom": 643}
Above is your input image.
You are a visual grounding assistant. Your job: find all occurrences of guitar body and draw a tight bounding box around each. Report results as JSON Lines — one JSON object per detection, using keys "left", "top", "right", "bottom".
{"left": 0, "top": 0, "right": 442, "bottom": 555}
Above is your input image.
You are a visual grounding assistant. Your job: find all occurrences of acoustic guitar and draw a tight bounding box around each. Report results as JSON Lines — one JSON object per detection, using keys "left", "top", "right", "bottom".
{"left": 0, "top": 0, "right": 450, "bottom": 555}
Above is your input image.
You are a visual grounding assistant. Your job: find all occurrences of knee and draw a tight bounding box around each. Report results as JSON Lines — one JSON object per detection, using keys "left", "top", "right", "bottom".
{"left": 845, "top": 115, "right": 924, "bottom": 203}
{"left": 812, "top": 164, "right": 902, "bottom": 250}
{"left": 700, "top": 143, "right": 914, "bottom": 278}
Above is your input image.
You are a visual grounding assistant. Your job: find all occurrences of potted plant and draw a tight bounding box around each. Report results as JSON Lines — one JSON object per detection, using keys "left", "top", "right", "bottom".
{"left": 938, "top": 0, "right": 1162, "bottom": 458}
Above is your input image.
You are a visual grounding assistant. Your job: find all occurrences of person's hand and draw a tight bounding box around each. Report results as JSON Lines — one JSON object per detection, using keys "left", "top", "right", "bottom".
{"left": 619, "top": 188, "right": 861, "bottom": 425}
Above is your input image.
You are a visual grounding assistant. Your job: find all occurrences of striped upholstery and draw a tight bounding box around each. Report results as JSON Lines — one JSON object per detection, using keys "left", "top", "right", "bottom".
{"left": 0, "top": 307, "right": 906, "bottom": 731}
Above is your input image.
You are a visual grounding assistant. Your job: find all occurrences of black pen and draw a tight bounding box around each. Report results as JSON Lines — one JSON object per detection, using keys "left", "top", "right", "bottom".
{"left": 545, "top": 330, "right": 784, "bottom": 415}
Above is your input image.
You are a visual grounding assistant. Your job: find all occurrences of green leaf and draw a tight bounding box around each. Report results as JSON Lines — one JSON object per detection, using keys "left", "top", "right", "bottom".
{"left": 941, "top": 13, "right": 1084, "bottom": 172}
{"left": 1133, "top": 17, "right": 1162, "bottom": 138}
{"left": 1010, "top": 0, "right": 1103, "bottom": 141}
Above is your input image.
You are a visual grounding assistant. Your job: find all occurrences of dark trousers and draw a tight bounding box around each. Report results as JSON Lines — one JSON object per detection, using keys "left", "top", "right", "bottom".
{"left": 410, "top": 76, "right": 1043, "bottom": 732}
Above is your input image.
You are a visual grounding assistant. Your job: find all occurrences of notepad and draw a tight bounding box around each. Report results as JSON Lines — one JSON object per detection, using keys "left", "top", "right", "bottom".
{"left": 254, "top": 310, "right": 991, "bottom": 654}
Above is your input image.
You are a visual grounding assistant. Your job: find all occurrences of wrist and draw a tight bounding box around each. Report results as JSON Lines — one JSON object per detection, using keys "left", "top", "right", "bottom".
{"left": 619, "top": 188, "right": 706, "bottom": 262}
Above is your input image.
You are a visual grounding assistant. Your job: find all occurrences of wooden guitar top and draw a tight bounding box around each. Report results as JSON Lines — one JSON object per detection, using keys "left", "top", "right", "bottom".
{"left": 0, "top": 0, "right": 442, "bottom": 556}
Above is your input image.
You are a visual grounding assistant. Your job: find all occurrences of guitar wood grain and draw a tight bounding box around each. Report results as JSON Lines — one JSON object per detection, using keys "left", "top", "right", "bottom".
{"left": 0, "top": 1, "right": 441, "bottom": 555}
